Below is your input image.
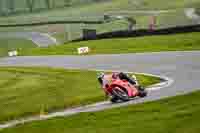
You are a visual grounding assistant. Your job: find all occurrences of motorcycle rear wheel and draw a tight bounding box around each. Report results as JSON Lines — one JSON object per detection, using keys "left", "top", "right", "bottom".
{"left": 138, "top": 89, "right": 147, "bottom": 97}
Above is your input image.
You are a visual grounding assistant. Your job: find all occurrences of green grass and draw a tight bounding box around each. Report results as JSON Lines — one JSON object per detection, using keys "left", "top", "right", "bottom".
{"left": 1, "top": 90, "right": 200, "bottom": 133}
{"left": 0, "top": 38, "right": 36, "bottom": 56}
{"left": 19, "top": 32, "right": 200, "bottom": 56}
{"left": 0, "top": 67, "right": 161, "bottom": 123}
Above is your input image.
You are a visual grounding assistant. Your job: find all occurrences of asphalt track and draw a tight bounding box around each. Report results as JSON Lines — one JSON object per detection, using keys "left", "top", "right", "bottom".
{"left": 0, "top": 32, "right": 58, "bottom": 47}
{"left": 0, "top": 51, "right": 200, "bottom": 128}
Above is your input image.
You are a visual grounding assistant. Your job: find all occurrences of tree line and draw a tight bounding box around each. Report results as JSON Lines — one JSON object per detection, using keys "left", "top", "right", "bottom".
{"left": 0, "top": 0, "right": 72, "bottom": 16}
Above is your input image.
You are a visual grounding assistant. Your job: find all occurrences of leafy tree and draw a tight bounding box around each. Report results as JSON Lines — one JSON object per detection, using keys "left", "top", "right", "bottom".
{"left": 0, "top": 0, "right": 2, "bottom": 14}
{"left": 64, "top": 0, "right": 72, "bottom": 7}
{"left": 7, "top": 0, "right": 15, "bottom": 13}
{"left": 26, "top": 0, "right": 35, "bottom": 12}
{"left": 52, "top": 0, "right": 55, "bottom": 8}
{"left": 45, "top": 0, "right": 50, "bottom": 9}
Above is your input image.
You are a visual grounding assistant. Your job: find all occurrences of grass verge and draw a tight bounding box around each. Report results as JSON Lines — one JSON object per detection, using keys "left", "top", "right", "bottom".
{"left": 19, "top": 32, "right": 200, "bottom": 56}
{"left": 1, "top": 90, "right": 200, "bottom": 133}
{"left": 0, "top": 67, "right": 161, "bottom": 123}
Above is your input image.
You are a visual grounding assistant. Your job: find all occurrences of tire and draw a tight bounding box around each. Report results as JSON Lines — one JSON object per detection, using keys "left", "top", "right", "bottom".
{"left": 138, "top": 86, "right": 145, "bottom": 91}
{"left": 138, "top": 89, "right": 147, "bottom": 97}
{"left": 110, "top": 97, "right": 118, "bottom": 103}
{"left": 112, "top": 87, "right": 129, "bottom": 102}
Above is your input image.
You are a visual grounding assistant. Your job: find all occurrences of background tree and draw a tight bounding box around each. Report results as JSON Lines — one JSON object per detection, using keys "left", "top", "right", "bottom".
{"left": 26, "top": 0, "right": 35, "bottom": 12}
{"left": 0, "top": 0, "right": 2, "bottom": 15}
{"left": 45, "top": 0, "right": 50, "bottom": 9}
{"left": 52, "top": 0, "right": 55, "bottom": 8}
{"left": 64, "top": 0, "right": 72, "bottom": 7}
{"left": 7, "top": 0, "right": 15, "bottom": 14}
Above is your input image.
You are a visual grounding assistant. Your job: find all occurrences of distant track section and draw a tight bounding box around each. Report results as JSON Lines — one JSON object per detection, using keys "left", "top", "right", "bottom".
{"left": 0, "top": 32, "right": 58, "bottom": 47}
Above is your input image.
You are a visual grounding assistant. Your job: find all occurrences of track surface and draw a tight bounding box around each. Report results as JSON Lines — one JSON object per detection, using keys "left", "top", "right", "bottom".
{"left": 0, "top": 32, "right": 58, "bottom": 47}
{"left": 0, "top": 51, "right": 200, "bottom": 128}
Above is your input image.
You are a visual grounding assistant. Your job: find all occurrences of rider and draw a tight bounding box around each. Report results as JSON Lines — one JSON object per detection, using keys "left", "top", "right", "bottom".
{"left": 97, "top": 72, "right": 137, "bottom": 87}
{"left": 112, "top": 72, "right": 137, "bottom": 85}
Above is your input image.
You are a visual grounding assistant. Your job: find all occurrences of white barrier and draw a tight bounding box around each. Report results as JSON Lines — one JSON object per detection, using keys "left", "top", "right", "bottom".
{"left": 77, "top": 47, "right": 89, "bottom": 54}
{"left": 8, "top": 51, "right": 18, "bottom": 57}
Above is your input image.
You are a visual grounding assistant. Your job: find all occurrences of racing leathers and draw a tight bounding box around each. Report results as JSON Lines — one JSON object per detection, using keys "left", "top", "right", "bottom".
{"left": 98, "top": 72, "right": 137, "bottom": 88}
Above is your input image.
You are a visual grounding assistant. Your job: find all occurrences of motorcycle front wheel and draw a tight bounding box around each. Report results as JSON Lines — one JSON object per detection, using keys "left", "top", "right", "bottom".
{"left": 110, "top": 96, "right": 118, "bottom": 103}
{"left": 112, "top": 87, "right": 129, "bottom": 102}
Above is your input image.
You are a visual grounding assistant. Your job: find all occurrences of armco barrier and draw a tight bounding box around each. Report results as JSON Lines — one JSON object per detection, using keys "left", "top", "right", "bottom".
{"left": 74, "top": 24, "right": 200, "bottom": 42}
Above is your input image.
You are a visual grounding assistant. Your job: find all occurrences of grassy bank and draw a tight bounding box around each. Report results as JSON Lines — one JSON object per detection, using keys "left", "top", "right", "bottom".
{"left": 0, "top": 67, "right": 161, "bottom": 122}
{"left": 0, "top": 0, "right": 199, "bottom": 24}
{"left": 1, "top": 90, "right": 200, "bottom": 133}
{"left": 0, "top": 0, "right": 199, "bottom": 42}
{"left": 0, "top": 38, "right": 36, "bottom": 57}
{"left": 19, "top": 32, "right": 200, "bottom": 56}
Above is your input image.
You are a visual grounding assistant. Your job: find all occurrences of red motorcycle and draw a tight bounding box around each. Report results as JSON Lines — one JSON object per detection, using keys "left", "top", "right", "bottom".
{"left": 98, "top": 73, "right": 147, "bottom": 103}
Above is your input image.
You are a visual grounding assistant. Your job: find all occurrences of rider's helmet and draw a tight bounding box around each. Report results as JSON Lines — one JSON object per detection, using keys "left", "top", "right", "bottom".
{"left": 112, "top": 72, "right": 119, "bottom": 79}
{"left": 97, "top": 72, "right": 105, "bottom": 79}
